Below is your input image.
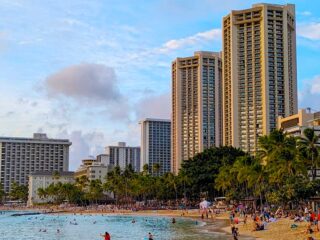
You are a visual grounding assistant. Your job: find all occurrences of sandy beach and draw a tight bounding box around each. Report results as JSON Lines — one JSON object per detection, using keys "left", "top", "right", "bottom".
{"left": 233, "top": 217, "right": 320, "bottom": 240}
{"left": 3, "top": 205, "right": 320, "bottom": 240}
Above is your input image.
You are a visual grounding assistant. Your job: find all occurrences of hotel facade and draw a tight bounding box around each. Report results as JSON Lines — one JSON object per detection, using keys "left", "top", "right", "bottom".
{"left": 222, "top": 3, "right": 298, "bottom": 153}
{"left": 105, "top": 142, "right": 141, "bottom": 172}
{"left": 140, "top": 118, "right": 171, "bottom": 176}
{"left": 0, "top": 133, "right": 71, "bottom": 192}
{"left": 278, "top": 109, "right": 320, "bottom": 137}
{"left": 171, "top": 51, "right": 222, "bottom": 174}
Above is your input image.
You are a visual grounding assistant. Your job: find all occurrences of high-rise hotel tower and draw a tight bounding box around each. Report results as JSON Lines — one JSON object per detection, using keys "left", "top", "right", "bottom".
{"left": 172, "top": 51, "right": 222, "bottom": 174}
{"left": 222, "top": 3, "right": 297, "bottom": 152}
{"left": 140, "top": 118, "right": 171, "bottom": 176}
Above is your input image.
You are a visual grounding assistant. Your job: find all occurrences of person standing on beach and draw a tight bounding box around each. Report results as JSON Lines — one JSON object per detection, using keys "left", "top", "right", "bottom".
{"left": 231, "top": 225, "right": 239, "bottom": 240}
{"left": 199, "top": 199, "right": 210, "bottom": 219}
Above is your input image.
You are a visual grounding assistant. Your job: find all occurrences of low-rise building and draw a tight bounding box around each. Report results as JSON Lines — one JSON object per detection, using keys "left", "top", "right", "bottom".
{"left": 28, "top": 171, "right": 74, "bottom": 206}
{"left": 278, "top": 109, "right": 320, "bottom": 137}
{"left": 278, "top": 109, "right": 320, "bottom": 179}
{"left": 74, "top": 158, "right": 111, "bottom": 182}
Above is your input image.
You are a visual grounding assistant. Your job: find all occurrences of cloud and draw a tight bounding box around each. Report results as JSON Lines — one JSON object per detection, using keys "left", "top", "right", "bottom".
{"left": 5, "top": 111, "right": 15, "bottom": 117}
{"left": 44, "top": 63, "right": 131, "bottom": 121}
{"left": 56, "top": 130, "right": 107, "bottom": 170}
{"left": 298, "top": 11, "right": 312, "bottom": 16}
{"left": 298, "top": 22, "right": 320, "bottom": 40}
{"left": 136, "top": 92, "right": 171, "bottom": 120}
{"left": 299, "top": 75, "right": 320, "bottom": 110}
{"left": 45, "top": 63, "right": 122, "bottom": 103}
{"left": 158, "top": 28, "right": 221, "bottom": 53}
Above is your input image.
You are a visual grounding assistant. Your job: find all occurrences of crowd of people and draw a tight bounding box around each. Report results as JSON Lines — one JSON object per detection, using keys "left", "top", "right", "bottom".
{"left": 225, "top": 203, "right": 320, "bottom": 240}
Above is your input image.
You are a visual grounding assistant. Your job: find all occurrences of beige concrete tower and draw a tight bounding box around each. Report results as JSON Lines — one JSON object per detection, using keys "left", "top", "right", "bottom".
{"left": 222, "top": 3, "right": 297, "bottom": 152}
{"left": 172, "top": 51, "right": 222, "bottom": 174}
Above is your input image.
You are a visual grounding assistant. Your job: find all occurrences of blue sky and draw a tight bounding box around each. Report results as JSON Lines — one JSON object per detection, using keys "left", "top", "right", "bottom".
{"left": 1, "top": 0, "right": 320, "bottom": 169}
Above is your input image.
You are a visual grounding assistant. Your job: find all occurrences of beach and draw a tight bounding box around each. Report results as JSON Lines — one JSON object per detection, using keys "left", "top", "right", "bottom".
{"left": 2, "top": 205, "right": 319, "bottom": 240}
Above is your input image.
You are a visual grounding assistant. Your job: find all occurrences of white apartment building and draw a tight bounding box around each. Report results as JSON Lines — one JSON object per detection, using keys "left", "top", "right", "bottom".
{"left": 172, "top": 51, "right": 222, "bottom": 174}
{"left": 28, "top": 171, "right": 74, "bottom": 206}
{"left": 0, "top": 133, "right": 71, "bottom": 193}
{"left": 140, "top": 118, "right": 171, "bottom": 176}
{"left": 105, "top": 142, "right": 140, "bottom": 172}
{"left": 74, "top": 157, "right": 111, "bottom": 182}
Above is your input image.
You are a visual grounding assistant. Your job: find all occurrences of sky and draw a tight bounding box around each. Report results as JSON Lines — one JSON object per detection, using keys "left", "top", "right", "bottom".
{"left": 1, "top": 0, "right": 320, "bottom": 170}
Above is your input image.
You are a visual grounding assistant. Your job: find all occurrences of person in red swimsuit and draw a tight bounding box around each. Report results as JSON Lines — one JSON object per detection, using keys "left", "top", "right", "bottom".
{"left": 101, "top": 232, "right": 111, "bottom": 240}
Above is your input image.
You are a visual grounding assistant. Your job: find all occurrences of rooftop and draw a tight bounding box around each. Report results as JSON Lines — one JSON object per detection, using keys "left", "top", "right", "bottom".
{"left": 30, "top": 171, "right": 74, "bottom": 177}
{"left": 139, "top": 118, "right": 171, "bottom": 123}
{"left": 0, "top": 133, "right": 71, "bottom": 145}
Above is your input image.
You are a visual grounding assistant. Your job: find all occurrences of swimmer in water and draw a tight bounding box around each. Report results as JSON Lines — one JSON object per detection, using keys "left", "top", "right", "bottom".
{"left": 132, "top": 219, "right": 136, "bottom": 223}
{"left": 172, "top": 218, "right": 176, "bottom": 224}
{"left": 100, "top": 232, "right": 111, "bottom": 240}
{"left": 148, "top": 232, "right": 154, "bottom": 240}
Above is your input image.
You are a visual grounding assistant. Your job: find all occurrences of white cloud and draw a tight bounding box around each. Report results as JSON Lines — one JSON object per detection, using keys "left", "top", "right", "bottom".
{"left": 298, "top": 11, "right": 312, "bottom": 16}
{"left": 299, "top": 75, "right": 320, "bottom": 110}
{"left": 136, "top": 92, "right": 171, "bottom": 120}
{"left": 309, "top": 76, "right": 320, "bottom": 94}
{"left": 298, "top": 22, "right": 320, "bottom": 40}
{"left": 158, "top": 28, "right": 221, "bottom": 53}
{"left": 56, "top": 130, "right": 107, "bottom": 170}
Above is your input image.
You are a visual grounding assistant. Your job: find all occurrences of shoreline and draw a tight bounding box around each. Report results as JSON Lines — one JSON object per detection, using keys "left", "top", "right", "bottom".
{"left": 0, "top": 206, "right": 256, "bottom": 239}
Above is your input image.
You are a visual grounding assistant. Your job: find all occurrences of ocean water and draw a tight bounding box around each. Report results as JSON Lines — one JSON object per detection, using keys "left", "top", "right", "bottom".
{"left": 0, "top": 211, "right": 235, "bottom": 240}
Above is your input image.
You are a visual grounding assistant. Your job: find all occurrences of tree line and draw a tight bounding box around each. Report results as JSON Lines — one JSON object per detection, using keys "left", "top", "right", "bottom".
{"left": 1, "top": 128, "right": 320, "bottom": 208}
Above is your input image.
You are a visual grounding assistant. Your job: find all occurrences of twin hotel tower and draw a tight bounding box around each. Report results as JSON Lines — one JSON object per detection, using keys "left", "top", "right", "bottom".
{"left": 172, "top": 3, "right": 297, "bottom": 173}
{"left": 0, "top": 3, "right": 301, "bottom": 193}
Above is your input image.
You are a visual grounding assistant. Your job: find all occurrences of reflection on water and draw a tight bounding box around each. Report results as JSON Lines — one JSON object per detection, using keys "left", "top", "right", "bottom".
{"left": 0, "top": 211, "right": 235, "bottom": 239}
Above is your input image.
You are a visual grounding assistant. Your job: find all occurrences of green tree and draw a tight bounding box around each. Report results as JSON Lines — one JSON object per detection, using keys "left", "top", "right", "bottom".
{"left": 181, "top": 146, "right": 245, "bottom": 199}
{"left": 75, "top": 175, "right": 89, "bottom": 191}
{"left": 37, "top": 187, "right": 48, "bottom": 200}
{"left": 152, "top": 163, "right": 161, "bottom": 176}
{"left": 104, "top": 166, "right": 122, "bottom": 204}
{"left": 9, "top": 182, "right": 28, "bottom": 202}
{"left": 0, "top": 182, "right": 5, "bottom": 203}
{"left": 142, "top": 164, "right": 149, "bottom": 175}
{"left": 86, "top": 179, "right": 103, "bottom": 204}
{"left": 299, "top": 128, "right": 320, "bottom": 180}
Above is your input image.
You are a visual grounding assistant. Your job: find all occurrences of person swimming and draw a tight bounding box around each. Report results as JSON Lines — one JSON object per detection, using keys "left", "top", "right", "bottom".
{"left": 148, "top": 232, "right": 153, "bottom": 240}
{"left": 172, "top": 218, "right": 176, "bottom": 224}
{"left": 101, "top": 232, "right": 111, "bottom": 240}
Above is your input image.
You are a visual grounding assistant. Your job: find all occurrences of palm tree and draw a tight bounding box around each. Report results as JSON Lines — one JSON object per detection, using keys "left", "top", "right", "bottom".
{"left": 299, "top": 128, "right": 320, "bottom": 180}
{"left": 104, "top": 166, "right": 122, "bottom": 204}
{"left": 258, "top": 129, "right": 288, "bottom": 164}
{"left": 178, "top": 169, "right": 192, "bottom": 202}
{"left": 152, "top": 163, "right": 161, "bottom": 176}
{"left": 37, "top": 188, "right": 48, "bottom": 201}
{"left": 165, "top": 172, "right": 178, "bottom": 205}
{"left": 75, "top": 175, "right": 89, "bottom": 191}
{"left": 0, "top": 182, "right": 5, "bottom": 203}
{"left": 87, "top": 180, "right": 103, "bottom": 204}
{"left": 142, "top": 164, "right": 149, "bottom": 175}
{"left": 52, "top": 171, "right": 61, "bottom": 184}
{"left": 9, "top": 182, "right": 28, "bottom": 201}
